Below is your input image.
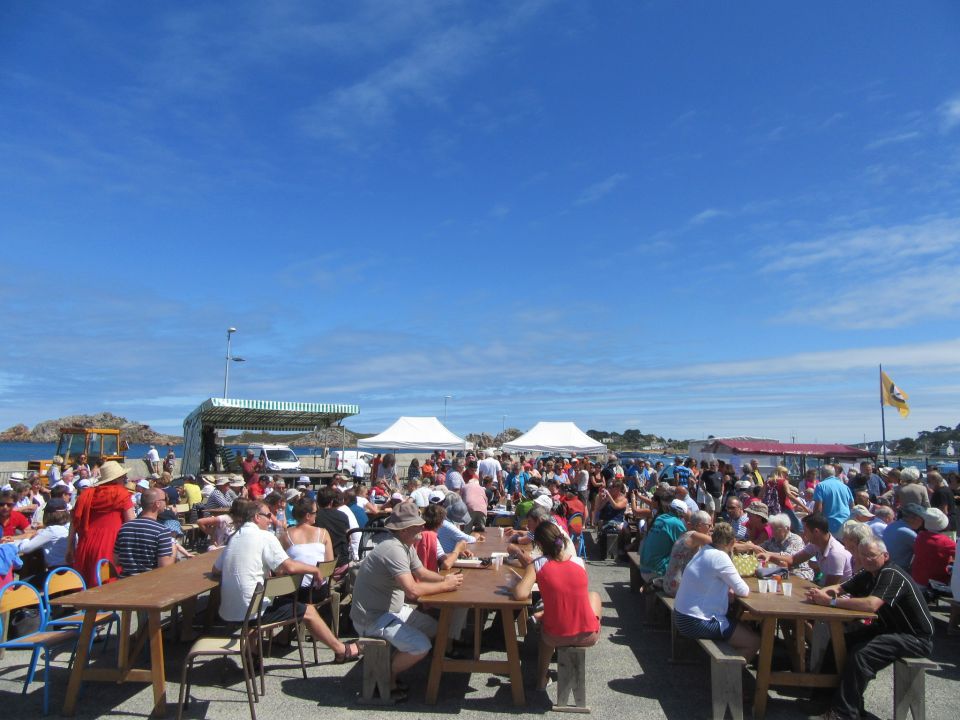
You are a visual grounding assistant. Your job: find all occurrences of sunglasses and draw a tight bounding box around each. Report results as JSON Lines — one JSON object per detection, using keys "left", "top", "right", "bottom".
{"left": 257, "top": 512, "right": 272, "bottom": 519}
{"left": 0, "top": 502, "right": 14, "bottom": 507}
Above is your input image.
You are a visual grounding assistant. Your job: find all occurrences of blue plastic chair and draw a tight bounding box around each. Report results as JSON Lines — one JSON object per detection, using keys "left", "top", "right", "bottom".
{"left": 43, "top": 567, "right": 118, "bottom": 654}
{"left": 0, "top": 581, "right": 80, "bottom": 714}
{"left": 94, "top": 558, "right": 119, "bottom": 586}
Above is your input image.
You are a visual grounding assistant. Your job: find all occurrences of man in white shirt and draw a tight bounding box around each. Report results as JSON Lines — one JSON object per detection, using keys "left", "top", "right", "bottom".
{"left": 213, "top": 498, "right": 360, "bottom": 661}
{"left": 144, "top": 445, "right": 161, "bottom": 475}
{"left": 351, "top": 457, "right": 369, "bottom": 483}
{"left": 478, "top": 449, "right": 503, "bottom": 487}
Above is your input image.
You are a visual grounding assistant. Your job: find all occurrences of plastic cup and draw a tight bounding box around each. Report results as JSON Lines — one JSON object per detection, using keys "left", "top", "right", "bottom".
{"left": 782, "top": 582, "right": 793, "bottom": 597}
{"left": 758, "top": 579, "right": 768, "bottom": 593}
{"left": 492, "top": 556, "right": 502, "bottom": 571}
{"left": 499, "top": 527, "right": 505, "bottom": 538}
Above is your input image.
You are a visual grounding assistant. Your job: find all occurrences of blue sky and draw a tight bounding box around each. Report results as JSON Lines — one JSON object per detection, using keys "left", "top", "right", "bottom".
{"left": 2, "top": 2, "right": 960, "bottom": 444}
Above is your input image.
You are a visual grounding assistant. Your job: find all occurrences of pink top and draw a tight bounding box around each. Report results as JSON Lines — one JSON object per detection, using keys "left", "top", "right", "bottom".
{"left": 461, "top": 480, "right": 488, "bottom": 514}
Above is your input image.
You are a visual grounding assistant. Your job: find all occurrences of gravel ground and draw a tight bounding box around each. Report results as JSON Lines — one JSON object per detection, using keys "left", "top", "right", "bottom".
{"left": 1, "top": 554, "right": 957, "bottom": 719}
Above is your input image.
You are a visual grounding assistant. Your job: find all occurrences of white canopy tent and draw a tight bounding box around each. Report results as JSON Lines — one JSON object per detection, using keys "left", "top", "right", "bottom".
{"left": 501, "top": 421, "right": 607, "bottom": 455}
{"left": 357, "top": 416, "right": 472, "bottom": 451}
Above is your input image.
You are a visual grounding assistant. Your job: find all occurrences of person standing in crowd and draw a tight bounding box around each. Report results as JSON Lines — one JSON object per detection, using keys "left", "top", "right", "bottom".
{"left": 377, "top": 453, "right": 400, "bottom": 491}
{"left": 144, "top": 445, "right": 161, "bottom": 475}
{"left": 813, "top": 465, "right": 855, "bottom": 534}
{"left": 898, "top": 467, "right": 930, "bottom": 509}
{"left": 67, "top": 460, "right": 136, "bottom": 586}
{"left": 163, "top": 445, "right": 177, "bottom": 474}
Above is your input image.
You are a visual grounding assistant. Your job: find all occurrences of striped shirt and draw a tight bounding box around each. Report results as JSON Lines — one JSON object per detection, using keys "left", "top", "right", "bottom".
{"left": 841, "top": 562, "right": 935, "bottom": 639}
{"left": 115, "top": 517, "right": 173, "bottom": 577}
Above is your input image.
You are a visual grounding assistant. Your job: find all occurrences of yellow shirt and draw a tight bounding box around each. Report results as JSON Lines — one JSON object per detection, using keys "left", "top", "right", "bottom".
{"left": 183, "top": 482, "right": 202, "bottom": 506}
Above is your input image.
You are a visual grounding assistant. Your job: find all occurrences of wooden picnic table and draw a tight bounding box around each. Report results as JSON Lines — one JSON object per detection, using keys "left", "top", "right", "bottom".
{"left": 50, "top": 548, "right": 223, "bottom": 717}
{"left": 421, "top": 534, "right": 531, "bottom": 706}
{"left": 738, "top": 575, "right": 875, "bottom": 718}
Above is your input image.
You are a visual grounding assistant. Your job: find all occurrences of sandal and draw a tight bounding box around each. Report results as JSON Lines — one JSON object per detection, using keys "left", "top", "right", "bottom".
{"left": 389, "top": 687, "right": 408, "bottom": 703}
{"left": 335, "top": 641, "right": 362, "bottom": 664}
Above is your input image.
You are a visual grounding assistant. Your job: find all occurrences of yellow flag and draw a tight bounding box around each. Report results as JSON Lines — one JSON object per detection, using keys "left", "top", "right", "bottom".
{"left": 881, "top": 370, "right": 910, "bottom": 417}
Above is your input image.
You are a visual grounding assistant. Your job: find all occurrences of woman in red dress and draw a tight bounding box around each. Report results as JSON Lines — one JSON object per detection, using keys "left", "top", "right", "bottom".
{"left": 66, "top": 460, "right": 136, "bottom": 586}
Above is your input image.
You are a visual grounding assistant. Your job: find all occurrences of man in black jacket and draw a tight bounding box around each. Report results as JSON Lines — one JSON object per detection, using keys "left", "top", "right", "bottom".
{"left": 313, "top": 486, "right": 350, "bottom": 566}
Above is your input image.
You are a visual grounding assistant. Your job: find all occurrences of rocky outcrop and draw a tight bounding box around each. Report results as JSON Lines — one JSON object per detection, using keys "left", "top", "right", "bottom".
{"left": 0, "top": 424, "right": 31, "bottom": 442}
{"left": 16, "top": 413, "right": 181, "bottom": 444}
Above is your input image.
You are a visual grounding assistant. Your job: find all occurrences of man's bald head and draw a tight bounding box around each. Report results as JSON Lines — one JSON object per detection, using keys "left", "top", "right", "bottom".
{"left": 141, "top": 488, "right": 167, "bottom": 511}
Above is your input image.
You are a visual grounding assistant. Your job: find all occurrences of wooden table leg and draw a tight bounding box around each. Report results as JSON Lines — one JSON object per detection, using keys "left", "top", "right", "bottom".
{"left": 118, "top": 611, "right": 132, "bottom": 676}
{"left": 752, "top": 616, "right": 777, "bottom": 719}
{"left": 425, "top": 607, "right": 452, "bottom": 704}
{"left": 793, "top": 619, "right": 806, "bottom": 673}
{"left": 147, "top": 610, "right": 167, "bottom": 717}
{"left": 473, "top": 609, "right": 483, "bottom": 661}
{"left": 62, "top": 609, "right": 97, "bottom": 715}
{"left": 501, "top": 608, "right": 525, "bottom": 707}
{"left": 828, "top": 621, "right": 847, "bottom": 672}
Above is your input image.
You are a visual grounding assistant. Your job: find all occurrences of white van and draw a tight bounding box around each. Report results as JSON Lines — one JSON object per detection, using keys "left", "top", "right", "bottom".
{"left": 247, "top": 443, "right": 301, "bottom": 472}
{"left": 329, "top": 450, "right": 374, "bottom": 474}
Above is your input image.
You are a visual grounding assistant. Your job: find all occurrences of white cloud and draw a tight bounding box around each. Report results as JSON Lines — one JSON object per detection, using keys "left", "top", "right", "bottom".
{"left": 865, "top": 131, "right": 920, "bottom": 150}
{"left": 762, "top": 216, "right": 960, "bottom": 274}
{"left": 941, "top": 95, "right": 960, "bottom": 132}
{"left": 689, "top": 208, "right": 729, "bottom": 225}
{"left": 575, "top": 172, "right": 628, "bottom": 206}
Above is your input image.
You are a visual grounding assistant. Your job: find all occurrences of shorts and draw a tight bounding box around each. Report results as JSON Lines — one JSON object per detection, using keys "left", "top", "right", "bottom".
{"left": 542, "top": 628, "right": 600, "bottom": 648}
{"left": 355, "top": 605, "right": 437, "bottom": 655}
{"left": 673, "top": 611, "right": 736, "bottom": 641}
{"left": 704, "top": 494, "right": 720, "bottom": 513}
{"left": 260, "top": 598, "right": 308, "bottom": 624}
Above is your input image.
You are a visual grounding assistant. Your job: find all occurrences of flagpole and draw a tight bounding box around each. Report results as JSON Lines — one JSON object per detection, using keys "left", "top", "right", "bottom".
{"left": 879, "top": 364, "right": 888, "bottom": 466}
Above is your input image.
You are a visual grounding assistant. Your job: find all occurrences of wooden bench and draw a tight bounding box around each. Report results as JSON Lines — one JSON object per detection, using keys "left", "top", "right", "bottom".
{"left": 626, "top": 552, "right": 641, "bottom": 593}
{"left": 893, "top": 656, "right": 939, "bottom": 720}
{"left": 356, "top": 638, "right": 393, "bottom": 705}
{"left": 696, "top": 638, "right": 746, "bottom": 720}
{"left": 552, "top": 646, "right": 590, "bottom": 713}
{"left": 660, "top": 596, "right": 696, "bottom": 664}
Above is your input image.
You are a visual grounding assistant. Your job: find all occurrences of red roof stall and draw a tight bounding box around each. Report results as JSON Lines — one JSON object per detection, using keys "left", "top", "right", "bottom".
{"left": 702, "top": 440, "right": 873, "bottom": 460}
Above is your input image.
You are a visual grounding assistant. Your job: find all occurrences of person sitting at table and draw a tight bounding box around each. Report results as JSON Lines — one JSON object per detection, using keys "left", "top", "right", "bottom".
{"left": 313, "top": 486, "right": 351, "bottom": 568}
{"left": 839, "top": 520, "right": 874, "bottom": 575}
{"left": 214, "top": 498, "right": 360, "bottom": 663}
{"left": 759, "top": 512, "right": 853, "bottom": 585}
{"left": 805, "top": 537, "right": 935, "bottom": 720}
{"left": 0, "top": 488, "right": 31, "bottom": 538}
{"left": 506, "top": 506, "right": 579, "bottom": 565}
{"left": 114, "top": 489, "right": 174, "bottom": 577}
{"left": 66, "top": 460, "right": 136, "bottom": 587}
{"left": 674, "top": 521, "right": 760, "bottom": 660}
{"left": 590, "top": 480, "right": 627, "bottom": 531}
{"left": 760, "top": 513, "right": 814, "bottom": 581}
{"left": 350, "top": 501, "right": 464, "bottom": 701}
{"left": 639, "top": 499, "right": 689, "bottom": 583}
{"left": 13, "top": 499, "right": 71, "bottom": 585}
{"left": 430, "top": 490, "right": 480, "bottom": 554}
{"left": 744, "top": 502, "right": 773, "bottom": 544}
{"left": 285, "top": 496, "right": 334, "bottom": 600}
{"left": 415, "top": 504, "right": 474, "bottom": 571}
{"left": 662, "top": 510, "right": 714, "bottom": 597}
{"left": 911, "top": 507, "right": 954, "bottom": 592}
{"left": 512, "top": 520, "right": 601, "bottom": 690}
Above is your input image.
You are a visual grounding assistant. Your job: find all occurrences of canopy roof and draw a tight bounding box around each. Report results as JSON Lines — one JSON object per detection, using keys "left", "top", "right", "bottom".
{"left": 701, "top": 439, "right": 873, "bottom": 460}
{"left": 501, "top": 422, "right": 607, "bottom": 455}
{"left": 358, "top": 416, "right": 470, "bottom": 450}
{"left": 181, "top": 398, "right": 359, "bottom": 476}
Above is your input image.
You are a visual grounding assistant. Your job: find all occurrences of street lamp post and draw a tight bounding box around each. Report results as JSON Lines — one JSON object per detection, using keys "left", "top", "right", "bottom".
{"left": 223, "top": 327, "right": 245, "bottom": 398}
{"left": 502, "top": 415, "right": 506, "bottom": 435}
{"left": 443, "top": 395, "right": 452, "bottom": 423}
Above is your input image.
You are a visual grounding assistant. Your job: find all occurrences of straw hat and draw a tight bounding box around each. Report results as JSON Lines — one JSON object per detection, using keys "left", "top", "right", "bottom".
{"left": 95, "top": 460, "right": 132, "bottom": 486}
{"left": 384, "top": 501, "right": 425, "bottom": 530}
{"left": 745, "top": 502, "right": 769, "bottom": 520}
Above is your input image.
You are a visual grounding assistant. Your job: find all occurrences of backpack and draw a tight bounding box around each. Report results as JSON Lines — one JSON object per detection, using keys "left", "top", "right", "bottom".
{"left": 762, "top": 480, "right": 781, "bottom": 515}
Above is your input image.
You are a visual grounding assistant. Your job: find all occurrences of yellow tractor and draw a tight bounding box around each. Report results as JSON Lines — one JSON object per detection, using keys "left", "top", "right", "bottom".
{"left": 27, "top": 427, "right": 128, "bottom": 475}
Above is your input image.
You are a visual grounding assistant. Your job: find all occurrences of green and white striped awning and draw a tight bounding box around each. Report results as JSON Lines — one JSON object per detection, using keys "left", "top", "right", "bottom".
{"left": 180, "top": 397, "right": 359, "bottom": 476}
{"left": 184, "top": 397, "right": 359, "bottom": 432}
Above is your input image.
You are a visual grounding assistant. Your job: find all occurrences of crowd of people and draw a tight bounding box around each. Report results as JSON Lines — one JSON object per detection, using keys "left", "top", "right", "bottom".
{"left": 2, "top": 447, "right": 958, "bottom": 716}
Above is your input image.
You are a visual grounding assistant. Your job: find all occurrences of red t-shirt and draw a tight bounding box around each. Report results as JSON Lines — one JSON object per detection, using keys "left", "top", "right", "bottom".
{"left": 562, "top": 497, "right": 586, "bottom": 519}
{"left": 241, "top": 458, "right": 260, "bottom": 481}
{"left": 2, "top": 510, "right": 31, "bottom": 537}
{"left": 535, "top": 557, "right": 599, "bottom": 638}
{"left": 911, "top": 531, "right": 955, "bottom": 586}
{"left": 248, "top": 482, "right": 265, "bottom": 501}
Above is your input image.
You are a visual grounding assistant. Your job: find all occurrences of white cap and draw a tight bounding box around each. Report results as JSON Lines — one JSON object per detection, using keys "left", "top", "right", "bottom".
{"left": 136, "top": 479, "right": 151, "bottom": 490}
{"left": 428, "top": 490, "right": 445, "bottom": 504}
{"left": 78, "top": 479, "right": 92, "bottom": 488}
{"left": 534, "top": 495, "right": 554, "bottom": 510}
{"left": 297, "top": 476, "right": 310, "bottom": 485}
{"left": 10, "top": 472, "right": 24, "bottom": 481}
{"left": 669, "top": 499, "right": 689, "bottom": 515}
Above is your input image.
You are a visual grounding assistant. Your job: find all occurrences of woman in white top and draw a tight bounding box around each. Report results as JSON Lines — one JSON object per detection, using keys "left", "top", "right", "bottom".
{"left": 285, "top": 497, "right": 334, "bottom": 599}
{"left": 674, "top": 522, "right": 760, "bottom": 660}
